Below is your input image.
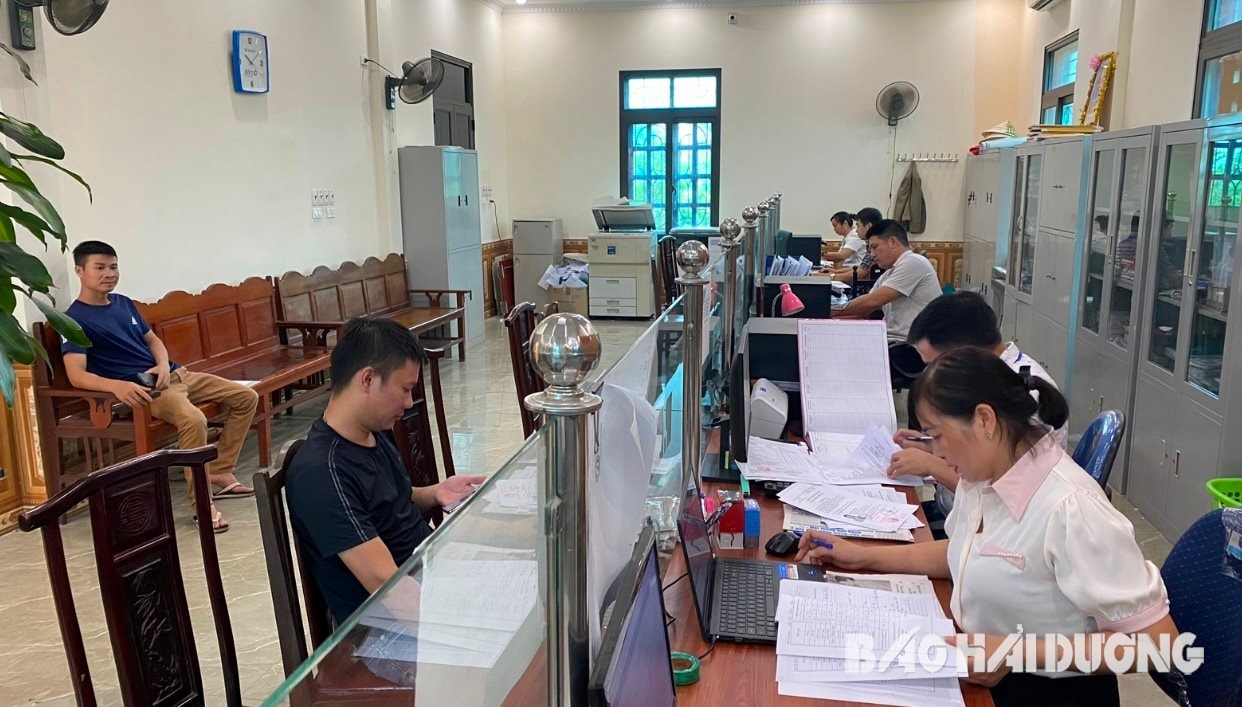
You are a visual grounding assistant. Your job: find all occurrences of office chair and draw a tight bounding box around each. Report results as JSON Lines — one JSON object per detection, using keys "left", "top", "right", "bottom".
{"left": 1150, "top": 508, "right": 1242, "bottom": 706}
{"left": 888, "top": 342, "right": 925, "bottom": 392}
{"left": 1070, "top": 410, "right": 1126, "bottom": 498}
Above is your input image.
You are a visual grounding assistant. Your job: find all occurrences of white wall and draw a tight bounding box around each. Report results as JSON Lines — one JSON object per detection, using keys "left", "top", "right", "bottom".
{"left": 386, "top": 0, "right": 512, "bottom": 243}
{"left": 503, "top": 1, "right": 976, "bottom": 242}
{"left": 1008, "top": 0, "right": 1203, "bottom": 131}
{"left": 39, "top": 0, "right": 384, "bottom": 301}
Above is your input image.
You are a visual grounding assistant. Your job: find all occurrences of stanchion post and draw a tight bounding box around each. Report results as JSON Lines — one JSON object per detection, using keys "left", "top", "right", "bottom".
{"left": 524, "top": 314, "right": 603, "bottom": 707}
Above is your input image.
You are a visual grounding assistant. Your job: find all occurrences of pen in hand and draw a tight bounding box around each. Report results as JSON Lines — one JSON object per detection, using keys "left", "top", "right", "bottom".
{"left": 792, "top": 529, "right": 833, "bottom": 551}
{"left": 905, "top": 435, "right": 933, "bottom": 443}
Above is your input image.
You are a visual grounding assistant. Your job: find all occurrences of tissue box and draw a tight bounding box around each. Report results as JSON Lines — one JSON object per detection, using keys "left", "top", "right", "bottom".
{"left": 549, "top": 285, "right": 589, "bottom": 315}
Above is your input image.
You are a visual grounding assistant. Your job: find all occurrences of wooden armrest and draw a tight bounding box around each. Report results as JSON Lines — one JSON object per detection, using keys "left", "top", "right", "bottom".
{"left": 275, "top": 320, "right": 341, "bottom": 347}
{"left": 275, "top": 320, "right": 344, "bottom": 331}
{"left": 39, "top": 386, "right": 120, "bottom": 402}
{"left": 408, "top": 289, "right": 471, "bottom": 308}
{"left": 425, "top": 347, "right": 447, "bottom": 361}
{"left": 408, "top": 288, "right": 472, "bottom": 298}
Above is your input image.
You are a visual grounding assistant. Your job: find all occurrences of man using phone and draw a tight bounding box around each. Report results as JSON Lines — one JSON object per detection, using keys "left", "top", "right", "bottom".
{"left": 285, "top": 317, "right": 483, "bottom": 623}
{"left": 61, "top": 241, "right": 259, "bottom": 533}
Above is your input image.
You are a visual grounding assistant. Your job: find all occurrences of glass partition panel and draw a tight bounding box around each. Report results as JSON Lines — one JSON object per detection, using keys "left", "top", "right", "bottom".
{"left": 1083, "top": 149, "right": 1117, "bottom": 333}
{"left": 1187, "top": 137, "right": 1240, "bottom": 397}
{"left": 1018, "top": 154, "right": 1042, "bottom": 296}
{"left": 263, "top": 434, "right": 548, "bottom": 706}
{"left": 1108, "top": 146, "right": 1148, "bottom": 349}
{"left": 1147, "top": 143, "right": 1196, "bottom": 372}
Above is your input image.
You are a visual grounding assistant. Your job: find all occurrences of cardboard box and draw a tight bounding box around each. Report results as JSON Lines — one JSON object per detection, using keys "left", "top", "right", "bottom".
{"left": 549, "top": 285, "right": 589, "bottom": 315}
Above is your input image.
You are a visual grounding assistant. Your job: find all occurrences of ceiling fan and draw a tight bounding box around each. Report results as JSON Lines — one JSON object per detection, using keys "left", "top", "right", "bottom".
{"left": 14, "top": 0, "right": 108, "bottom": 36}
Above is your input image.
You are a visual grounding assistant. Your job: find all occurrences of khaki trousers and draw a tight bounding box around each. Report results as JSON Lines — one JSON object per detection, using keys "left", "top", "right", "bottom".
{"left": 148, "top": 368, "right": 259, "bottom": 505}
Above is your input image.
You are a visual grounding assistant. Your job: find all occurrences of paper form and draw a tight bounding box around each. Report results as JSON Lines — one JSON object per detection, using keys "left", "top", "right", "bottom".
{"left": 419, "top": 559, "right": 538, "bottom": 633}
{"left": 777, "top": 482, "right": 916, "bottom": 532}
{"left": 776, "top": 595, "right": 954, "bottom": 659}
{"left": 776, "top": 654, "right": 966, "bottom": 682}
{"left": 843, "top": 423, "right": 924, "bottom": 486}
{"left": 782, "top": 505, "right": 915, "bottom": 542}
{"left": 778, "top": 677, "right": 966, "bottom": 707}
{"left": 740, "top": 436, "right": 825, "bottom": 483}
{"left": 797, "top": 319, "right": 897, "bottom": 435}
{"left": 806, "top": 431, "right": 864, "bottom": 459}
{"left": 819, "top": 571, "right": 937, "bottom": 597}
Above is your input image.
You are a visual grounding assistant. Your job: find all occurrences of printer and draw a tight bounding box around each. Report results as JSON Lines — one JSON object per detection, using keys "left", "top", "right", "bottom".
{"left": 748, "top": 377, "right": 789, "bottom": 440}
{"left": 587, "top": 203, "right": 657, "bottom": 318}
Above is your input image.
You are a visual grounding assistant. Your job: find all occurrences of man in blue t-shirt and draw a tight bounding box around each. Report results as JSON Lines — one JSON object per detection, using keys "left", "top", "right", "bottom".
{"left": 62, "top": 241, "right": 259, "bottom": 532}
{"left": 286, "top": 317, "right": 483, "bottom": 623}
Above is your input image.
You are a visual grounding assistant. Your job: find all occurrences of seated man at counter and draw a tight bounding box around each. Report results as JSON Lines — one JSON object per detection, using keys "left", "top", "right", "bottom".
{"left": 831, "top": 219, "right": 941, "bottom": 340}
{"left": 286, "top": 317, "right": 484, "bottom": 623}
{"left": 888, "top": 291, "right": 1066, "bottom": 520}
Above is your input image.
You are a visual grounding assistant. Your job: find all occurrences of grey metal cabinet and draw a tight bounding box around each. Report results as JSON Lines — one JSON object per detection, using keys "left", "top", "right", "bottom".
{"left": 1041, "top": 140, "right": 1085, "bottom": 234}
{"left": 1128, "top": 117, "right": 1242, "bottom": 539}
{"left": 1071, "top": 128, "right": 1160, "bottom": 487}
{"left": 962, "top": 152, "right": 1009, "bottom": 296}
{"left": 398, "top": 146, "right": 485, "bottom": 346}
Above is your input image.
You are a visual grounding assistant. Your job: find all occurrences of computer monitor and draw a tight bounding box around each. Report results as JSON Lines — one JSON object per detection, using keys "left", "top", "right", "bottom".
{"left": 678, "top": 474, "right": 717, "bottom": 643}
{"left": 589, "top": 526, "right": 676, "bottom": 707}
{"left": 787, "top": 235, "right": 823, "bottom": 263}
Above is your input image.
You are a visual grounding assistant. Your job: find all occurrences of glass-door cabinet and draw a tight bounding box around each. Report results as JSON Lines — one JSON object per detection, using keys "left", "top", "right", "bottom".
{"left": 1008, "top": 151, "right": 1042, "bottom": 298}
{"left": 1078, "top": 132, "right": 1157, "bottom": 355}
{"left": 1140, "top": 122, "right": 1242, "bottom": 411}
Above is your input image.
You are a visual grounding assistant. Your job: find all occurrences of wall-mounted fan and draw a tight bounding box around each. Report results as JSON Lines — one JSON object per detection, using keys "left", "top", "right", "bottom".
{"left": 383, "top": 58, "right": 445, "bottom": 110}
{"left": 876, "top": 81, "right": 920, "bottom": 127}
{"left": 15, "top": 0, "right": 108, "bottom": 36}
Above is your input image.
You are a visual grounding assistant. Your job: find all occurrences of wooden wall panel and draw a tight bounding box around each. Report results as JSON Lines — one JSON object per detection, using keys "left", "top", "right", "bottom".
{"left": 822, "top": 239, "right": 964, "bottom": 289}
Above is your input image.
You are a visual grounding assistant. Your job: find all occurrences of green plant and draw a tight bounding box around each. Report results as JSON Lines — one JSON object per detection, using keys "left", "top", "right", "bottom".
{"left": 0, "top": 50, "right": 91, "bottom": 405}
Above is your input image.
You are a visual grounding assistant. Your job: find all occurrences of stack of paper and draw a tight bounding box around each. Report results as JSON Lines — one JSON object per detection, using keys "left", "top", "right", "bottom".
{"left": 775, "top": 580, "right": 967, "bottom": 707}
{"left": 478, "top": 465, "right": 537, "bottom": 516}
{"left": 777, "top": 482, "right": 918, "bottom": 533}
{"left": 355, "top": 559, "right": 539, "bottom": 669}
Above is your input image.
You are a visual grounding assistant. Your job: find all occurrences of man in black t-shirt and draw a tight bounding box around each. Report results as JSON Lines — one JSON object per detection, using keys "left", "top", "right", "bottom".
{"left": 286, "top": 318, "right": 484, "bottom": 624}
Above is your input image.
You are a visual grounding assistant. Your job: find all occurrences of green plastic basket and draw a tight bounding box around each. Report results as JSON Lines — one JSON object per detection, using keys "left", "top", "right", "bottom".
{"left": 1206, "top": 478, "right": 1242, "bottom": 509}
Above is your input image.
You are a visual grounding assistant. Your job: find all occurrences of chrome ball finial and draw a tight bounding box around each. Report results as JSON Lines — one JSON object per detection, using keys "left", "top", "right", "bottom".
{"left": 675, "top": 239, "right": 710, "bottom": 278}
{"left": 719, "top": 218, "right": 741, "bottom": 244}
{"left": 741, "top": 205, "right": 758, "bottom": 225}
{"left": 757, "top": 201, "right": 771, "bottom": 215}
{"left": 528, "top": 313, "right": 601, "bottom": 391}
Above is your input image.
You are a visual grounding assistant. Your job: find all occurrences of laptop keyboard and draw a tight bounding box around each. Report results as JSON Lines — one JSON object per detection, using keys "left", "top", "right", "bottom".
{"left": 717, "top": 562, "right": 777, "bottom": 640}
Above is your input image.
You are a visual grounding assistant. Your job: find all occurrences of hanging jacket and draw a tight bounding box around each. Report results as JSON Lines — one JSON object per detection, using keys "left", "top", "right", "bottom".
{"left": 893, "top": 162, "right": 927, "bottom": 234}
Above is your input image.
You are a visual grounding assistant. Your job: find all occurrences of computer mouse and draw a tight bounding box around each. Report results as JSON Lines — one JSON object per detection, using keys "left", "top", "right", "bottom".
{"left": 765, "top": 530, "right": 799, "bottom": 557}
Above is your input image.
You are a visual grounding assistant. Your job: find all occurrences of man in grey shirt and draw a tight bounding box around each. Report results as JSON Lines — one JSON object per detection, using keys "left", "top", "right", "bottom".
{"left": 833, "top": 219, "right": 941, "bottom": 340}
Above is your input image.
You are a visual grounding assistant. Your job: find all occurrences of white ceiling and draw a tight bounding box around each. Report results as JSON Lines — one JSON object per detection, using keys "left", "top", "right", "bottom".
{"left": 495, "top": 0, "right": 936, "bottom": 14}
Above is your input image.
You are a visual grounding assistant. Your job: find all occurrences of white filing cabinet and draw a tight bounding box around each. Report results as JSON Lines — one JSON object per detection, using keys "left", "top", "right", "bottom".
{"left": 587, "top": 232, "right": 655, "bottom": 318}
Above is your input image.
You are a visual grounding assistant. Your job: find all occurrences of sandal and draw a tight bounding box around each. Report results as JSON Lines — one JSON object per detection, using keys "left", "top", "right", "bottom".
{"left": 211, "top": 481, "right": 255, "bottom": 500}
{"left": 193, "top": 511, "right": 230, "bottom": 534}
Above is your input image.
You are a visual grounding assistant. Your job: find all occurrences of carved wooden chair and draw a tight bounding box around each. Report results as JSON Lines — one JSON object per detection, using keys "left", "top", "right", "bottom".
{"left": 656, "top": 235, "right": 682, "bottom": 311}
{"left": 504, "top": 302, "right": 545, "bottom": 438}
{"left": 390, "top": 345, "right": 456, "bottom": 528}
{"left": 253, "top": 439, "right": 334, "bottom": 679}
{"left": 18, "top": 446, "right": 241, "bottom": 706}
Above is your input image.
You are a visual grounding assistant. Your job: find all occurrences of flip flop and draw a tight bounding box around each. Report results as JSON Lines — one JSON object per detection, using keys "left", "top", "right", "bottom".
{"left": 193, "top": 511, "right": 230, "bottom": 534}
{"left": 212, "top": 481, "right": 255, "bottom": 500}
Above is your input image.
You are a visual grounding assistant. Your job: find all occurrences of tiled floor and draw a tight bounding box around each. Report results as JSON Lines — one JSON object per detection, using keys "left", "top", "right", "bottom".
{"left": 0, "top": 316, "right": 1175, "bottom": 705}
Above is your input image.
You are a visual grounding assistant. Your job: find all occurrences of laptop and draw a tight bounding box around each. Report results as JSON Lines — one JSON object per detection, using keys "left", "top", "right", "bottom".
{"left": 589, "top": 526, "right": 675, "bottom": 707}
{"left": 678, "top": 478, "right": 825, "bottom": 644}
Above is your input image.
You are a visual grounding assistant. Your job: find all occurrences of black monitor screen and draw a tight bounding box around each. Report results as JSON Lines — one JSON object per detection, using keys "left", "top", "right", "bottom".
{"left": 788, "top": 235, "right": 823, "bottom": 263}
{"left": 678, "top": 476, "right": 716, "bottom": 642}
{"left": 590, "top": 528, "right": 676, "bottom": 707}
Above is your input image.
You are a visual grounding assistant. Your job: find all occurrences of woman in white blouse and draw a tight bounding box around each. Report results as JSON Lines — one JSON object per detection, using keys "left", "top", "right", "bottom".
{"left": 822, "top": 211, "right": 866, "bottom": 268}
{"left": 796, "top": 347, "right": 1179, "bottom": 707}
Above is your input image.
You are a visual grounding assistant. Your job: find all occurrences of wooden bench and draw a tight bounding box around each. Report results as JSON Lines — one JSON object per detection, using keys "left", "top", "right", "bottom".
{"left": 33, "top": 277, "right": 334, "bottom": 498}
{"left": 274, "top": 253, "right": 469, "bottom": 361}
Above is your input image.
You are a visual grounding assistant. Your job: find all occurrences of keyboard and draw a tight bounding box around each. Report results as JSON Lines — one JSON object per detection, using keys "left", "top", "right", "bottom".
{"left": 715, "top": 561, "right": 777, "bottom": 640}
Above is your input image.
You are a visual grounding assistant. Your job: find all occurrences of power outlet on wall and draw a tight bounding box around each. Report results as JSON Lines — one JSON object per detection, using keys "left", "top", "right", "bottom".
{"left": 481, "top": 184, "right": 494, "bottom": 201}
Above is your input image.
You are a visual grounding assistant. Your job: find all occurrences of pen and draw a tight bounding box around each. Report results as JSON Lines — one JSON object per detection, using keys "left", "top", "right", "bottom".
{"left": 791, "top": 529, "right": 833, "bottom": 550}
{"left": 906, "top": 435, "right": 933, "bottom": 443}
